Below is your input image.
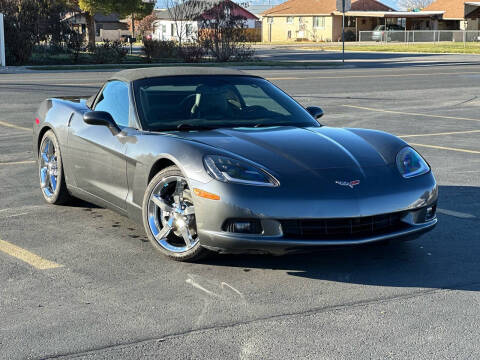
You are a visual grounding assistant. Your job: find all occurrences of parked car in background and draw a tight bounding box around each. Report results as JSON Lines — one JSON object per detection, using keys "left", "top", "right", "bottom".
{"left": 372, "top": 24, "right": 405, "bottom": 41}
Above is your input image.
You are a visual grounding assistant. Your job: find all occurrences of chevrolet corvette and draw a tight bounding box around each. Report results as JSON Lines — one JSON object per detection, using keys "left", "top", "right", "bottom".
{"left": 33, "top": 67, "right": 437, "bottom": 261}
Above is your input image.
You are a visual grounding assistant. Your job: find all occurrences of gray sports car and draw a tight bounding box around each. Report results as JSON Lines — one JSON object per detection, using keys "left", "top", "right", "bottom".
{"left": 33, "top": 67, "right": 438, "bottom": 261}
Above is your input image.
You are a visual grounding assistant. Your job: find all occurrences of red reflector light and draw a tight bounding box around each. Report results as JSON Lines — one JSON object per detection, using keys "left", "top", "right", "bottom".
{"left": 35, "top": 118, "right": 40, "bottom": 124}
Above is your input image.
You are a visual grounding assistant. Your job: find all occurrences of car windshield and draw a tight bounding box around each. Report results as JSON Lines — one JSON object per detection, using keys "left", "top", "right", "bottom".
{"left": 133, "top": 75, "right": 319, "bottom": 131}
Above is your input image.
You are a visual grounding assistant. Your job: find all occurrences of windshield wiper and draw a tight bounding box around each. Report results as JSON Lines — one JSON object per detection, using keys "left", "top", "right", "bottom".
{"left": 253, "top": 123, "right": 290, "bottom": 128}
{"left": 176, "top": 123, "right": 217, "bottom": 131}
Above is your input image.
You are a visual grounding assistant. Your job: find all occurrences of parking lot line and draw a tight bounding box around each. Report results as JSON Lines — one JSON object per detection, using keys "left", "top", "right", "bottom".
{"left": 342, "top": 105, "right": 480, "bottom": 123}
{"left": 409, "top": 143, "right": 480, "bottom": 154}
{"left": 0, "top": 238, "right": 63, "bottom": 270}
{"left": 0, "top": 160, "right": 35, "bottom": 166}
{"left": 0, "top": 120, "right": 31, "bottom": 131}
{"left": 437, "top": 208, "right": 476, "bottom": 219}
{"left": 268, "top": 70, "right": 480, "bottom": 81}
{"left": 399, "top": 130, "right": 480, "bottom": 138}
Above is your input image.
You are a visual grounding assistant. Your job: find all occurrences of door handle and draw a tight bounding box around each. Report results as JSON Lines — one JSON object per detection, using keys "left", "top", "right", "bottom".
{"left": 67, "top": 113, "right": 74, "bottom": 127}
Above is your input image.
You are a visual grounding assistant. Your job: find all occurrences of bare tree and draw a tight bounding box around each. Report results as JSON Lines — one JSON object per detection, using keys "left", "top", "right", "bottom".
{"left": 200, "top": 0, "right": 254, "bottom": 62}
{"left": 397, "top": 0, "right": 434, "bottom": 11}
{"left": 166, "top": 0, "right": 210, "bottom": 46}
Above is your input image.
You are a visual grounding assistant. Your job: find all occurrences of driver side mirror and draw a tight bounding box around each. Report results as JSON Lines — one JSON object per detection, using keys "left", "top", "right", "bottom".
{"left": 306, "top": 106, "right": 324, "bottom": 120}
{"left": 83, "top": 111, "right": 121, "bottom": 135}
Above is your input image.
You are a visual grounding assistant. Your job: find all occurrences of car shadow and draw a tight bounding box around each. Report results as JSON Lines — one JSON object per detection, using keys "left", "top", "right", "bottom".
{"left": 200, "top": 185, "right": 480, "bottom": 292}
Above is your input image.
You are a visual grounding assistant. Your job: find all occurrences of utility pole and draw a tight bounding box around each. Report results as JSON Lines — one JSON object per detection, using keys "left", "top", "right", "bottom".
{"left": 0, "top": 13, "right": 5, "bottom": 67}
{"left": 342, "top": 0, "right": 345, "bottom": 63}
{"left": 337, "top": 0, "right": 350, "bottom": 63}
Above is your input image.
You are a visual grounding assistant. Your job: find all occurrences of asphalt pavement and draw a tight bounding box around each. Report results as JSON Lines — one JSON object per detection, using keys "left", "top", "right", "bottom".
{"left": 0, "top": 61, "right": 479, "bottom": 359}
{"left": 254, "top": 45, "right": 480, "bottom": 68}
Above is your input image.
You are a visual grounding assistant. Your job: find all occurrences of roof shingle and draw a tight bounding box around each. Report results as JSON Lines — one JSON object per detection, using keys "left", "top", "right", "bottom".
{"left": 262, "top": 0, "right": 393, "bottom": 16}
{"left": 424, "top": 0, "right": 465, "bottom": 19}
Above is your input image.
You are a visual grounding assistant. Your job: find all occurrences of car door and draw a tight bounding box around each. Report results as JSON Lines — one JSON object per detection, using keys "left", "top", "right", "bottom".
{"left": 67, "top": 81, "right": 130, "bottom": 211}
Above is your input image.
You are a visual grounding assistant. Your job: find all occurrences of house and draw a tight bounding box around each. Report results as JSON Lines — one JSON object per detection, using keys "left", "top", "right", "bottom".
{"left": 261, "top": 0, "right": 397, "bottom": 42}
{"left": 152, "top": 0, "right": 259, "bottom": 42}
{"left": 63, "top": 13, "right": 130, "bottom": 42}
{"left": 465, "top": 2, "right": 480, "bottom": 21}
{"left": 424, "top": 0, "right": 480, "bottom": 29}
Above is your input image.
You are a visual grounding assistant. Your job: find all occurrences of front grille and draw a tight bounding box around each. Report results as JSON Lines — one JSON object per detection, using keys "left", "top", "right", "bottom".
{"left": 280, "top": 212, "right": 407, "bottom": 240}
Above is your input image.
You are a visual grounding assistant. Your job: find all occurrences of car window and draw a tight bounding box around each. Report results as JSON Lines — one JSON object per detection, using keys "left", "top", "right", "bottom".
{"left": 235, "top": 84, "right": 290, "bottom": 116}
{"left": 94, "top": 81, "right": 130, "bottom": 127}
{"left": 133, "top": 75, "right": 319, "bottom": 131}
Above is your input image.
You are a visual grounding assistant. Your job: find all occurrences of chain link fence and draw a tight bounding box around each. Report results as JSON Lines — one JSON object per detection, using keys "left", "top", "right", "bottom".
{"left": 359, "top": 30, "right": 480, "bottom": 43}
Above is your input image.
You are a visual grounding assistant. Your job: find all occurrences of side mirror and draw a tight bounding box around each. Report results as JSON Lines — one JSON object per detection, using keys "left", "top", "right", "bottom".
{"left": 306, "top": 106, "right": 324, "bottom": 120}
{"left": 83, "top": 111, "right": 121, "bottom": 135}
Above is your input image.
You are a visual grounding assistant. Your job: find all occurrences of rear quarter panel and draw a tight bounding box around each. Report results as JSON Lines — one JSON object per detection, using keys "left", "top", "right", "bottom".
{"left": 34, "top": 98, "right": 89, "bottom": 187}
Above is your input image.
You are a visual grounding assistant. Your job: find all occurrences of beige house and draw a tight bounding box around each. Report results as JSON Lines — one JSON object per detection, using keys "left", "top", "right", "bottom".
{"left": 262, "top": 0, "right": 395, "bottom": 42}
{"left": 425, "top": 0, "right": 480, "bottom": 29}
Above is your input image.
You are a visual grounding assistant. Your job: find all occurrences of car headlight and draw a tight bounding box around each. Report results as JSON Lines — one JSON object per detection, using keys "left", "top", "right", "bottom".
{"left": 396, "top": 146, "right": 430, "bottom": 178}
{"left": 204, "top": 155, "right": 279, "bottom": 187}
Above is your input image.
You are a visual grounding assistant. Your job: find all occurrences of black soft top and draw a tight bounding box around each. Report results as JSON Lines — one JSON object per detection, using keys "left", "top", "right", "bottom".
{"left": 110, "top": 66, "right": 248, "bottom": 82}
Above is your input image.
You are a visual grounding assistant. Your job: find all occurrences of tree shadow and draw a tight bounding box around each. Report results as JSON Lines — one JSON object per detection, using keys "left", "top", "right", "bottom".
{"left": 201, "top": 185, "right": 480, "bottom": 292}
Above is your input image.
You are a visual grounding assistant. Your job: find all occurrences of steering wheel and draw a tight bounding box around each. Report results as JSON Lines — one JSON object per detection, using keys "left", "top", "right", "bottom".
{"left": 178, "top": 94, "right": 198, "bottom": 116}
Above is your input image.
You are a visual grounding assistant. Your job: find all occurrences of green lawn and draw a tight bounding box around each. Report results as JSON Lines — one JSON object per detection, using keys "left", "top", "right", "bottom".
{"left": 313, "top": 42, "right": 480, "bottom": 54}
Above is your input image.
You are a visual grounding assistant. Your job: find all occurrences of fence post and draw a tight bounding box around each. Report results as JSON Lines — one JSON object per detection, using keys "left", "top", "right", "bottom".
{"left": 0, "top": 13, "right": 6, "bottom": 68}
{"left": 463, "top": 30, "right": 466, "bottom": 48}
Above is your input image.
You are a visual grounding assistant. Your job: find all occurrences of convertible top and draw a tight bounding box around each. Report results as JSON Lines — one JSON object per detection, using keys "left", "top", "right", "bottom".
{"left": 111, "top": 67, "right": 248, "bottom": 82}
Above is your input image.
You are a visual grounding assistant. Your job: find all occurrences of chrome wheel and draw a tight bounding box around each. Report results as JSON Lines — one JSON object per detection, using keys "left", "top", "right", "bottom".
{"left": 147, "top": 176, "right": 198, "bottom": 253}
{"left": 39, "top": 137, "right": 58, "bottom": 198}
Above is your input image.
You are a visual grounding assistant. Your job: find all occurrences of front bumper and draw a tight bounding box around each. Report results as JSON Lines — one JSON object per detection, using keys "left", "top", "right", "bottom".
{"left": 189, "top": 169, "right": 438, "bottom": 255}
{"left": 198, "top": 217, "right": 437, "bottom": 255}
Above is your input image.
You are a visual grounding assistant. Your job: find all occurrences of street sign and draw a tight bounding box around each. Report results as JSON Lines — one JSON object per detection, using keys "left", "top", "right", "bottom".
{"left": 0, "top": 13, "right": 5, "bottom": 67}
{"left": 336, "top": 0, "right": 351, "bottom": 64}
{"left": 336, "top": 0, "right": 351, "bottom": 12}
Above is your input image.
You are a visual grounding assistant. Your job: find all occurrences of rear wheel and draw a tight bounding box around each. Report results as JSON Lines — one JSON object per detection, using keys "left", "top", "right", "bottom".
{"left": 38, "top": 130, "right": 71, "bottom": 204}
{"left": 142, "top": 166, "right": 207, "bottom": 261}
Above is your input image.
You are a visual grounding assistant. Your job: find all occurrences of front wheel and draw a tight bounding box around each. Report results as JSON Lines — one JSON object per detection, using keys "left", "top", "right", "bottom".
{"left": 142, "top": 166, "right": 208, "bottom": 261}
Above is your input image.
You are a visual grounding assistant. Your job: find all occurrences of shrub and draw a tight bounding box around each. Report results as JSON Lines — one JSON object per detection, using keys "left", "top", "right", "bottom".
{"left": 180, "top": 43, "right": 205, "bottom": 63}
{"left": 92, "top": 40, "right": 128, "bottom": 64}
{"left": 199, "top": 3, "right": 256, "bottom": 62}
{"left": 66, "top": 31, "right": 85, "bottom": 64}
{"left": 142, "top": 39, "right": 178, "bottom": 62}
{"left": 343, "top": 30, "right": 356, "bottom": 42}
{"left": 0, "top": 0, "right": 39, "bottom": 65}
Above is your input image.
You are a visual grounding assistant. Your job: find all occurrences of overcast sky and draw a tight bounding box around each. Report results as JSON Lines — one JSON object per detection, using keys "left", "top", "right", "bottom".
{"left": 155, "top": 0, "right": 398, "bottom": 11}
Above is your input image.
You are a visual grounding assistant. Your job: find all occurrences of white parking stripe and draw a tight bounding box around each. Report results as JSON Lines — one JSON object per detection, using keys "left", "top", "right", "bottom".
{"left": 437, "top": 208, "right": 476, "bottom": 219}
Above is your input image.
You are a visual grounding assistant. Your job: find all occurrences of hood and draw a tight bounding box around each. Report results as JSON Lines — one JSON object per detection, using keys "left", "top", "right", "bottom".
{"left": 178, "top": 126, "right": 402, "bottom": 176}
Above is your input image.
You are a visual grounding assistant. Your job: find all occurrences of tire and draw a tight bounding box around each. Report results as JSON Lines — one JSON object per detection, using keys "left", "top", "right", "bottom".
{"left": 38, "top": 130, "right": 71, "bottom": 205}
{"left": 142, "top": 166, "right": 208, "bottom": 261}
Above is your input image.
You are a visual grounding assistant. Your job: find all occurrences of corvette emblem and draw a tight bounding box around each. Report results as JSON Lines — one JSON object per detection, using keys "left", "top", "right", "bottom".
{"left": 335, "top": 180, "right": 360, "bottom": 188}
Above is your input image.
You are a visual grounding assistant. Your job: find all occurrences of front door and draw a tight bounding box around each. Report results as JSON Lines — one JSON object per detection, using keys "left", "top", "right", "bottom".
{"left": 68, "top": 81, "right": 131, "bottom": 210}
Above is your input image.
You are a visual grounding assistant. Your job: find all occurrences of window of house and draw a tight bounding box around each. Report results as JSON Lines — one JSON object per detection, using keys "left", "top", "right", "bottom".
{"left": 267, "top": 17, "right": 274, "bottom": 24}
{"left": 286, "top": 16, "right": 294, "bottom": 24}
{"left": 171, "top": 23, "right": 176, "bottom": 36}
{"left": 313, "top": 16, "right": 325, "bottom": 29}
{"left": 299, "top": 17, "right": 304, "bottom": 24}
{"left": 185, "top": 23, "right": 193, "bottom": 37}
{"left": 346, "top": 17, "right": 356, "bottom": 28}
{"left": 287, "top": 30, "right": 292, "bottom": 39}
{"left": 96, "top": 24, "right": 103, "bottom": 37}
{"left": 94, "top": 81, "right": 130, "bottom": 127}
